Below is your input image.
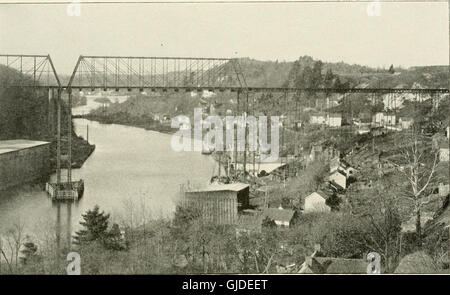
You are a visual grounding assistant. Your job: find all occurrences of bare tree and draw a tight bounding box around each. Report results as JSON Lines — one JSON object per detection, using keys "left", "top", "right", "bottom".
{"left": 391, "top": 135, "right": 440, "bottom": 248}
{"left": 2, "top": 218, "right": 26, "bottom": 272}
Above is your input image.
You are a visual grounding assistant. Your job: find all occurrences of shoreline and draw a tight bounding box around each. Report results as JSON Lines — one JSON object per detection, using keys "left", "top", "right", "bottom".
{"left": 82, "top": 114, "right": 176, "bottom": 135}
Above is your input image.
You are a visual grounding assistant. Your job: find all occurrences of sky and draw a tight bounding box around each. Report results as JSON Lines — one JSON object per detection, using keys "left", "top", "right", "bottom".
{"left": 0, "top": 1, "right": 448, "bottom": 74}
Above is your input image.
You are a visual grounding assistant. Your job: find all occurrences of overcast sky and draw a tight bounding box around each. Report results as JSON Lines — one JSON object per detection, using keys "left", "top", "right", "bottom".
{"left": 0, "top": 1, "right": 448, "bottom": 74}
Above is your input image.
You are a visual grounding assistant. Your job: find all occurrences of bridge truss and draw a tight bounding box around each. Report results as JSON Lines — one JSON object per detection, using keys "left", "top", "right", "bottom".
{"left": 1, "top": 53, "right": 449, "bottom": 189}
{"left": 0, "top": 54, "right": 61, "bottom": 88}
{"left": 68, "top": 55, "right": 247, "bottom": 91}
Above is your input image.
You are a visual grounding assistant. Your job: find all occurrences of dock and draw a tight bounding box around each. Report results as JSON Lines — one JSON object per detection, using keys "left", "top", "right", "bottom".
{"left": 45, "top": 180, "right": 84, "bottom": 201}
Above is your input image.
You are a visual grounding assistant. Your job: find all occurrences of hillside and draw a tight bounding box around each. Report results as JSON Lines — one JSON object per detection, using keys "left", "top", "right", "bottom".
{"left": 237, "top": 56, "right": 448, "bottom": 89}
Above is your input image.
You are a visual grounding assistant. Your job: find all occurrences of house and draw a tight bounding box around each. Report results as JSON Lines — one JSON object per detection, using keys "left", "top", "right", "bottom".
{"left": 310, "top": 112, "right": 326, "bottom": 125}
{"left": 263, "top": 207, "right": 296, "bottom": 228}
{"left": 439, "top": 141, "right": 449, "bottom": 162}
{"left": 372, "top": 112, "right": 396, "bottom": 127}
{"left": 330, "top": 157, "right": 355, "bottom": 177}
{"left": 383, "top": 113, "right": 396, "bottom": 126}
{"left": 372, "top": 112, "right": 384, "bottom": 126}
{"left": 183, "top": 183, "right": 250, "bottom": 225}
{"left": 399, "top": 117, "right": 414, "bottom": 130}
{"left": 304, "top": 192, "right": 331, "bottom": 213}
{"left": 298, "top": 245, "right": 367, "bottom": 274}
{"left": 309, "top": 144, "right": 323, "bottom": 162}
{"left": 326, "top": 113, "right": 342, "bottom": 127}
{"left": 339, "top": 159, "right": 356, "bottom": 177}
{"left": 329, "top": 170, "right": 347, "bottom": 190}
{"left": 438, "top": 183, "right": 449, "bottom": 197}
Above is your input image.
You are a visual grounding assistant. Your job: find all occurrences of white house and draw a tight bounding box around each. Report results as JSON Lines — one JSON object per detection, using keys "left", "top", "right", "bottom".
{"left": 310, "top": 113, "right": 326, "bottom": 125}
{"left": 399, "top": 117, "right": 414, "bottom": 130}
{"left": 439, "top": 141, "right": 449, "bottom": 162}
{"left": 329, "top": 157, "right": 355, "bottom": 178}
{"left": 263, "top": 207, "right": 296, "bottom": 228}
{"left": 304, "top": 192, "right": 331, "bottom": 213}
{"left": 438, "top": 183, "right": 449, "bottom": 197}
{"left": 384, "top": 113, "right": 396, "bottom": 126}
{"left": 372, "top": 112, "right": 384, "bottom": 126}
{"left": 326, "top": 113, "right": 342, "bottom": 127}
{"left": 329, "top": 170, "right": 347, "bottom": 190}
{"left": 372, "top": 112, "right": 396, "bottom": 127}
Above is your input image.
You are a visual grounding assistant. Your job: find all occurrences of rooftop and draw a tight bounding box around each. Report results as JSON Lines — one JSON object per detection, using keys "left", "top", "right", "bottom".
{"left": 439, "top": 141, "right": 449, "bottom": 149}
{"left": 0, "top": 139, "right": 50, "bottom": 155}
{"left": 235, "top": 162, "right": 287, "bottom": 175}
{"left": 263, "top": 207, "right": 295, "bottom": 222}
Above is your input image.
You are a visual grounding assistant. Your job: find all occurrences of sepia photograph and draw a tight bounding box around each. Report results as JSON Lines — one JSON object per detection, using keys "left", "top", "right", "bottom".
{"left": 0, "top": 0, "right": 448, "bottom": 280}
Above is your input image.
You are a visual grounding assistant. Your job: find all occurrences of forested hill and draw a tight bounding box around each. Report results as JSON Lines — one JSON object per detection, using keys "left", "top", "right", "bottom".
{"left": 0, "top": 65, "right": 56, "bottom": 140}
{"left": 237, "top": 56, "right": 448, "bottom": 89}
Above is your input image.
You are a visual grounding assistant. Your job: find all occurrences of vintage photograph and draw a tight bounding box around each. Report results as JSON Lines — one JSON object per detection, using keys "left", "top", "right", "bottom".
{"left": 0, "top": 0, "right": 448, "bottom": 276}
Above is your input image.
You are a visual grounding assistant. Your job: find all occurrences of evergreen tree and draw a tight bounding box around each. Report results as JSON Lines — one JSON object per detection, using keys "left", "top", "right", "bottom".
{"left": 104, "top": 223, "right": 126, "bottom": 250}
{"left": 333, "top": 75, "right": 342, "bottom": 89}
{"left": 311, "top": 60, "right": 323, "bottom": 89}
{"left": 388, "top": 64, "right": 395, "bottom": 74}
{"left": 324, "top": 69, "right": 334, "bottom": 95}
{"left": 73, "top": 205, "right": 110, "bottom": 245}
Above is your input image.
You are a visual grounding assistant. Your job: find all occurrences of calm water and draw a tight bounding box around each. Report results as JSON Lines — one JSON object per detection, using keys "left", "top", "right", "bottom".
{"left": 0, "top": 114, "right": 216, "bottom": 239}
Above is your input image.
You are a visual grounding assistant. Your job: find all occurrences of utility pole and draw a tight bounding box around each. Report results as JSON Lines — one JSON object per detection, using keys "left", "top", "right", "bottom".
{"left": 67, "top": 89, "right": 72, "bottom": 187}
{"left": 234, "top": 91, "right": 240, "bottom": 178}
{"left": 56, "top": 88, "right": 61, "bottom": 186}
{"left": 243, "top": 92, "right": 249, "bottom": 176}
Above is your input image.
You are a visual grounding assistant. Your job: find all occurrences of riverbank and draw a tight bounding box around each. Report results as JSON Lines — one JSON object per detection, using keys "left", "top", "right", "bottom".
{"left": 83, "top": 112, "right": 175, "bottom": 134}
{"left": 49, "top": 134, "right": 96, "bottom": 170}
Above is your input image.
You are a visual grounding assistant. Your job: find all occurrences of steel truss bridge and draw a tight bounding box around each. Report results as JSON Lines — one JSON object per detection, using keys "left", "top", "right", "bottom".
{"left": 1, "top": 54, "right": 449, "bottom": 189}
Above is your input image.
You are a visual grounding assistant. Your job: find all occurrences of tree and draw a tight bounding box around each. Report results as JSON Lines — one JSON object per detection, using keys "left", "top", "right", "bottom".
{"left": 73, "top": 205, "right": 110, "bottom": 245}
{"left": 333, "top": 76, "right": 342, "bottom": 89}
{"left": 104, "top": 223, "right": 126, "bottom": 250}
{"left": 388, "top": 64, "right": 395, "bottom": 74}
{"left": 389, "top": 135, "right": 440, "bottom": 248}
{"left": 324, "top": 69, "right": 334, "bottom": 95}
{"left": 311, "top": 61, "right": 323, "bottom": 89}
{"left": 325, "top": 193, "right": 341, "bottom": 211}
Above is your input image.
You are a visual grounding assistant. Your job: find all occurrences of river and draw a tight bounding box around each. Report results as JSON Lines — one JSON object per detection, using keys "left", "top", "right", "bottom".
{"left": 0, "top": 97, "right": 216, "bottom": 241}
